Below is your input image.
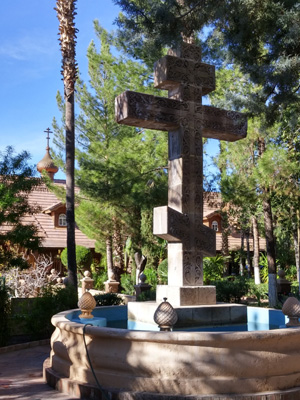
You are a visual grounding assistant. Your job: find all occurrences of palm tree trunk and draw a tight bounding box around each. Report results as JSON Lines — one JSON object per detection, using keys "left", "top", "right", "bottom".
{"left": 56, "top": 0, "right": 78, "bottom": 297}
{"left": 65, "top": 92, "right": 77, "bottom": 291}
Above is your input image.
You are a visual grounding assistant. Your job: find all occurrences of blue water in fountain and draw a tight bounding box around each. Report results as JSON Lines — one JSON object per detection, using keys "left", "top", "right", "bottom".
{"left": 67, "top": 306, "right": 289, "bottom": 332}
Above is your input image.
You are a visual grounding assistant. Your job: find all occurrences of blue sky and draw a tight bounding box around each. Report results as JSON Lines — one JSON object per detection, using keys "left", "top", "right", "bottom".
{"left": 0, "top": 0, "right": 120, "bottom": 179}
{"left": 0, "top": 0, "right": 218, "bottom": 180}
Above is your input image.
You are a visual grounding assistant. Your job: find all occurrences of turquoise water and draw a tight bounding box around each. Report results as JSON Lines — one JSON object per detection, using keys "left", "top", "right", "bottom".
{"left": 67, "top": 305, "right": 289, "bottom": 332}
{"left": 125, "top": 320, "right": 283, "bottom": 332}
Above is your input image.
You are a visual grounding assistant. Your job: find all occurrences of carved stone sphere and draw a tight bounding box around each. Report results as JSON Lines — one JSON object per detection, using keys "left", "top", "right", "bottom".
{"left": 282, "top": 297, "right": 300, "bottom": 317}
{"left": 154, "top": 298, "right": 178, "bottom": 331}
{"left": 282, "top": 297, "right": 300, "bottom": 327}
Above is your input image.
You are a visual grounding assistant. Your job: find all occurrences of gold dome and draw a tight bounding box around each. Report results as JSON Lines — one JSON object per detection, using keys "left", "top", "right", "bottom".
{"left": 37, "top": 149, "right": 58, "bottom": 179}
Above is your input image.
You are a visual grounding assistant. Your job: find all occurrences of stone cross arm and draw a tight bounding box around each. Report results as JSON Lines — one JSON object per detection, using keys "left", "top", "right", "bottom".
{"left": 115, "top": 91, "right": 247, "bottom": 142}
{"left": 153, "top": 206, "right": 216, "bottom": 257}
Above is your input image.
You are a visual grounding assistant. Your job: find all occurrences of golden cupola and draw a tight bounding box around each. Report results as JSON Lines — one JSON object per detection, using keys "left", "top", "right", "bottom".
{"left": 37, "top": 128, "right": 59, "bottom": 181}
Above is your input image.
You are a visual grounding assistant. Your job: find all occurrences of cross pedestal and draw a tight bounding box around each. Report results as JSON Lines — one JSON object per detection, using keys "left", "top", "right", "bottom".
{"left": 116, "top": 43, "right": 247, "bottom": 306}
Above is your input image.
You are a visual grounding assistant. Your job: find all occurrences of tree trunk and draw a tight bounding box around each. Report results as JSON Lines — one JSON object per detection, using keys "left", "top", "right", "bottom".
{"left": 292, "top": 209, "right": 300, "bottom": 293}
{"left": 258, "top": 137, "right": 277, "bottom": 307}
{"left": 252, "top": 215, "right": 261, "bottom": 284}
{"left": 106, "top": 236, "right": 114, "bottom": 281}
{"left": 293, "top": 231, "right": 300, "bottom": 284}
{"left": 263, "top": 194, "right": 277, "bottom": 307}
{"left": 65, "top": 92, "right": 77, "bottom": 294}
{"left": 239, "top": 231, "right": 244, "bottom": 276}
{"left": 221, "top": 211, "right": 230, "bottom": 276}
{"left": 112, "top": 217, "right": 124, "bottom": 281}
{"left": 245, "top": 229, "right": 251, "bottom": 278}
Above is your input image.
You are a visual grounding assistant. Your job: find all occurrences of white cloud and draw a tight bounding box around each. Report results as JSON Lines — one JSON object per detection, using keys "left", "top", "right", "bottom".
{"left": 0, "top": 35, "right": 56, "bottom": 61}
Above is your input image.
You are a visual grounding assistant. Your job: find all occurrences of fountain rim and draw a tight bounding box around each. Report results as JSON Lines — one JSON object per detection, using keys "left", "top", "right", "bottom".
{"left": 52, "top": 308, "right": 297, "bottom": 346}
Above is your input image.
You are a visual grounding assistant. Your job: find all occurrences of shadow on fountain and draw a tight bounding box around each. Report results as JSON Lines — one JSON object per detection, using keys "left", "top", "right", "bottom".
{"left": 43, "top": 302, "right": 300, "bottom": 400}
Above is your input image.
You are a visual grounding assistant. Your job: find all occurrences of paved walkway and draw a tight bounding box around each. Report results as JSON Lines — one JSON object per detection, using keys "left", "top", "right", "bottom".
{"left": 0, "top": 342, "right": 79, "bottom": 399}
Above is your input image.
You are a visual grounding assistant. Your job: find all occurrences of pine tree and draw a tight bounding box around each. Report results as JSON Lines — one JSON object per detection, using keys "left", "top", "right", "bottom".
{"left": 209, "top": 65, "right": 283, "bottom": 304}
{"left": 114, "top": 0, "right": 300, "bottom": 120}
{"left": 0, "top": 147, "right": 41, "bottom": 270}
{"left": 53, "top": 24, "right": 168, "bottom": 278}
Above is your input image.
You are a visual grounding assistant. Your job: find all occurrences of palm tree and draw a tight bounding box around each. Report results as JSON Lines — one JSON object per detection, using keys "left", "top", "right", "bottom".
{"left": 55, "top": 0, "right": 78, "bottom": 293}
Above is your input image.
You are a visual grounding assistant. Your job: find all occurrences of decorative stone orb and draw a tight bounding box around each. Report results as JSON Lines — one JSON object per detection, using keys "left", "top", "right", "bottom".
{"left": 154, "top": 298, "right": 178, "bottom": 331}
{"left": 282, "top": 297, "right": 300, "bottom": 327}
{"left": 84, "top": 270, "right": 91, "bottom": 278}
{"left": 78, "top": 291, "right": 96, "bottom": 319}
{"left": 139, "top": 272, "right": 147, "bottom": 284}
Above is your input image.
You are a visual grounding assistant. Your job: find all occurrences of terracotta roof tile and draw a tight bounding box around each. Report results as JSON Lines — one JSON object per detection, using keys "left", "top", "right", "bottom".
{"left": 4, "top": 179, "right": 96, "bottom": 250}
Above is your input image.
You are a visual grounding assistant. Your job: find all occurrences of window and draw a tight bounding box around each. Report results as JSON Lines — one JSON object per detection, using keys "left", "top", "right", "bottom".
{"left": 58, "top": 213, "right": 67, "bottom": 227}
{"left": 211, "top": 220, "right": 218, "bottom": 231}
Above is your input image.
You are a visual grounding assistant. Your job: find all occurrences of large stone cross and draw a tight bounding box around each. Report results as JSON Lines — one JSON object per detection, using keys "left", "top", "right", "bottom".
{"left": 115, "top": 43, "right": 247, "bottom": 306}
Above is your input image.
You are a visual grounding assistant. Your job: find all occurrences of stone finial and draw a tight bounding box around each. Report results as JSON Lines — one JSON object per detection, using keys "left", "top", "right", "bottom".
{"left": 134, "top": 272, "right": 152, "bottom": 299}
{"left": 81, "top": 270, "right": 94, "bottom": 293}
{"left": 78, "top": 291, "right": 96, "bottom": 319}
{"left": 282, "top": 297, "right": 300, "bottom": 327}
{"left": 154, "top": 298, "right": 178, "bottom": 331}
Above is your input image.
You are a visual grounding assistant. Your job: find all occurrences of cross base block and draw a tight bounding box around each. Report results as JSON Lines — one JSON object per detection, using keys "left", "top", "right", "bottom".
{"left": 156, "top": 284, "right": 216, "bottom": 306}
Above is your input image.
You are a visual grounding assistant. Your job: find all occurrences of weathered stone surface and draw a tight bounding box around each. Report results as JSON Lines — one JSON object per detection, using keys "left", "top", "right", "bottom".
{"left": 157, "top": 285, "right": 216, "bottom": 306}
{"left": 115, "top": 91, "right": 180, "bottom": 131}
{"left": 154, "top": 55, "right": 215, "bottom": 95}
{"left": 153, "top": 206, "right": 216, "bottom": 255}
{"left": 115, "top": 42, "right": 247, "bottom": 306}
{"left": 202, "top": 105, "right": 247, "bottom": 142}
{"left": 167, "top": 42, "right": 202, "bottom": 61}
{"left": 127, "top": 301, "right": 247, "bottom": 326}
{"left": 115, "top": 91, "right": 247, "bottom": 142}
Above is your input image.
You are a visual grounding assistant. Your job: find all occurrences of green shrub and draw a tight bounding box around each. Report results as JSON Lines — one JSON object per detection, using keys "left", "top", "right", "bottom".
{"left": 137, "top": 289, "right": 156, "bottom": 302}
{"left": 247, "top": 280, "right": 269, "bottom": 306}
{"left": 203, "top": 255, "right": 224, "bottom": 284}
{"left": 22, "top": 286, "right": 77, "bottom": 341}
{"left": 213, "top": 276, "right": 250, "bottom": 303}
{"left": 157, "top": 259, "right": 168, "bottom": 284}
{"left": 92, "top": 269, "right": 108, "bottom": 291}
{"left": 61, "top": 245, "right": 92, "bottom": 273}
{"left": 144, "top": 267, "right": 158, "bottom": 288}
{"left": 93, "top": 293, "right": 123, "bottom": 306}
{"left": 0, "top": 285, "right": 11, "bottom": 346}
{"left": 285, "top": 265, "right": 297, "bottom": 282}
{"left": 290, "top": 281, "right": 300, "bottom": 298}
{"left": 120, "top": 273, "right": 135, "bottom": 295}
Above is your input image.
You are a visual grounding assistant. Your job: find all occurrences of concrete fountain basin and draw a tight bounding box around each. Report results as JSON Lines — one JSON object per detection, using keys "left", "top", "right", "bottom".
{"left": 44, "top": 305, "right": 300, "bottom": 399}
